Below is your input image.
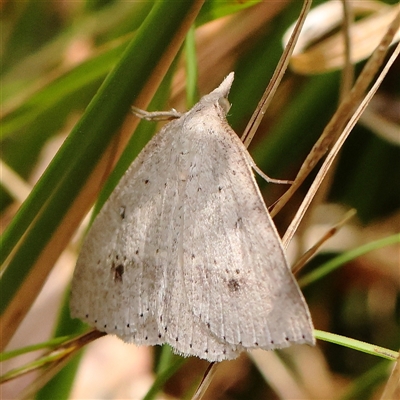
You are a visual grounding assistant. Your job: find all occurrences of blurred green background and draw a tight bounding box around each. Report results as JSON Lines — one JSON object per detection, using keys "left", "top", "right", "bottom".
{"left": 1, "top": 0, "right": 399, "bottom": 399}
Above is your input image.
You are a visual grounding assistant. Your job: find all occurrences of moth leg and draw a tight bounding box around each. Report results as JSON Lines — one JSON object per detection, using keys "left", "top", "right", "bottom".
{"left": 245, "top": 153, "right": 293, "bottom": 185}
{"left": 131, "top": 106, "right": 183, "bottom": 121}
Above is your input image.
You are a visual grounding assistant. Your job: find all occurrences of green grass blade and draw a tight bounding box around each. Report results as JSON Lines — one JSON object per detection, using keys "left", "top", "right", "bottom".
{"left": 184, "top": 25, "right": 199, "bottom": 108}
{"left": 315, "top": 330, "right": 398, "bottom": 361}
{"left": 299, "top": 233, "right": 400, "bottom": 288}
{"left": 143, "top": 357, "right": 187, "bottom": 400}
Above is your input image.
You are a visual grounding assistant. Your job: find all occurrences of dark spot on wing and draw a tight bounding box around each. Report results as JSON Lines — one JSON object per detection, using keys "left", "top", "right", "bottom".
{"left": 112, "top": 264, "right": 124, "bottom": 283}
{"left": 228, "top": 279, "right": 240, "bottom": 292}
{"left": 144, "top": 179, "right": 149, "bottom": 184}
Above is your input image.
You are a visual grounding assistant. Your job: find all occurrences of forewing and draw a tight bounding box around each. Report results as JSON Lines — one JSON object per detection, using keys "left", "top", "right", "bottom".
{"left": 181, "top": 120, "right": 314, "bottom": 350}
{"left": 70, "top": 117, "right": 244, "bottom": 361}
{"left": 70, "top": 118, "right": 187, "bottom": 344}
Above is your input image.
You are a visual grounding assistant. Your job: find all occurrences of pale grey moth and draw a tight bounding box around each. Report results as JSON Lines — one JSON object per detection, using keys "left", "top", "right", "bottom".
{"left": 70, "top": 72, "right": 315, "bottom": 362}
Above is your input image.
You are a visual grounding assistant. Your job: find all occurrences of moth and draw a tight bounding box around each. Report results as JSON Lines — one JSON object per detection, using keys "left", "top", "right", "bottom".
{"left": 70, "top": 72, "right": 314, "bottom": 362}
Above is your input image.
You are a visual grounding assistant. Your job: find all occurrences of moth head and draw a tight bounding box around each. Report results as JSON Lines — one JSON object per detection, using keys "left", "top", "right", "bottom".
{"left": 196, "top": 72, "right": 234, "bottom": 116}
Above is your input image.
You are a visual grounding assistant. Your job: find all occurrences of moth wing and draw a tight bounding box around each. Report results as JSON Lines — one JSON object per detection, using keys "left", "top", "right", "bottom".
{"left": 182, "top": 122, "right": 314, "bottom": 350}
{"left": 70, "top": 117, "right": 243, "bottom": 361}
{"left": 70, "top": 118, "right": 187, "bottom": 344}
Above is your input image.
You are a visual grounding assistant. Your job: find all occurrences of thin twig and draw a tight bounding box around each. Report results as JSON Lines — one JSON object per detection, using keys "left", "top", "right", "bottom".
{"left": 191, "top": 362, "right": 217, "bottom": 400}
{"left": 271, "top": 8, "right": 400, "bottom": 233}
{"left": 283, "top": 40, "right": 400, "bottom": 247}
{"left": 241, "top": 0, "right": 313, "bottom": 148}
